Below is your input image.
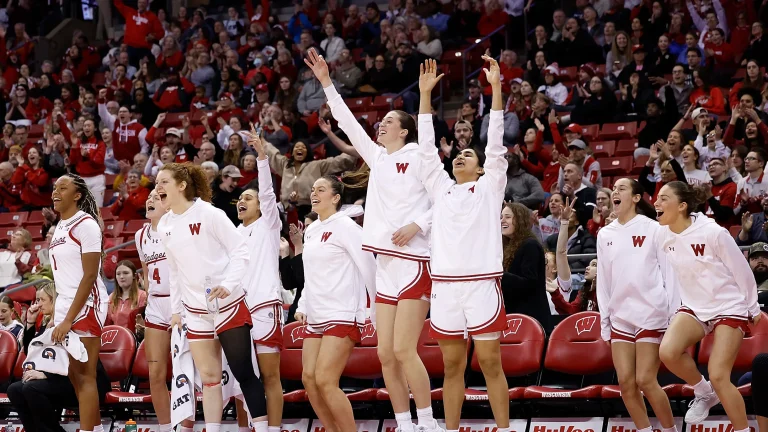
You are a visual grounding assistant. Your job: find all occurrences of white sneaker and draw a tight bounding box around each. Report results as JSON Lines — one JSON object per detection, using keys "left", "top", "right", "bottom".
{"left": 416, "top": 421, "right": 445, "bottom": 432}
{"left": 685, "top": 391, "right": 721, "bottom": 424}
{"left": 397, "top": 425, "right": 417, "bottom": 432}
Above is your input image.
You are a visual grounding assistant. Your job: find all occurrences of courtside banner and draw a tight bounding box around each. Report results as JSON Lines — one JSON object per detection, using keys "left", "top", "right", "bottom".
{"left": 607, "top": 417, "right": 685, "bottom": 432}
{"left": 282, "top": 418, "right": 312, "bottom": 432}
{"left": 683, "top": 416, "right": 759, "bottom": 432}
{"left": 436, "top": 419, "right": 529, "bottom": 432}
{"left": 530, "top": 417, "right": 605, "bottom": 432}
{"left": 307, "top": 419, "right": 380, "bottom": 432}
{"left": 192, "top": 421, "right": 240, "bottom": 431}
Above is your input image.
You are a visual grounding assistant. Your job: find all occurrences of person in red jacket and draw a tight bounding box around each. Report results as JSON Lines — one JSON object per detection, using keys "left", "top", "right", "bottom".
{"left": 11, "top": 147, "right": 52, "bottom": 210}
{"left": 0, "top": 162, "right": 23, "bottom": 212}
{"left": 113, "top": 0, "right": 164, "bottom": 66}
{"left": 25, "top": 88, "right": 54, "bottom": 124}
{"left": 210, "top": 93, "right": 245, "bottom": 125}
{"left": 477, "top": 0, "right": 508, "bottom": 36}
{"left": 98, "top": 89, "right": 148, "bottom": 163}
{"left": 108, "top": 64, "right": 133, "bottom": 95}
{"left": 110, "top": 170, "right": 150, "bottom": 220}
{"left": 156, "top": 37, "right": 184, "bottom": 73}
{"left": 703, "top": 157, "right": 737, "bottom": 228}
{"left": 66, "top": 119, "right": 107, "bottom": 206}
{"left": 703, "top": 28, "right": 736, "bottom": 71}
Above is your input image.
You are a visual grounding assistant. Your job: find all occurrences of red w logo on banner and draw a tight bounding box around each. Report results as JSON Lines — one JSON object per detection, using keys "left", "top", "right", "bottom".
{"left": 575, "top": 315, "right": 597, "bottom": 335}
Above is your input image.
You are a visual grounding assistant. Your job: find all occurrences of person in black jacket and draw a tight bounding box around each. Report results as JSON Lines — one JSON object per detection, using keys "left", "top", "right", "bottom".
{"left": 571, "top": 77, "right": 618, "bottom": 126}
{"left": 500, "top": 202, "right": 553, "bottom": 333}
{"left": 284, "top": 217, "right": 311, "bottom": 323}
{"left": 545, "top": 200, "right": 597, "bottom": 271}
{"left": 635, "top": 89, "right": 680, "bottom": 157}
{"left": 7, "top": 282, "right": 111, "bottom": 432}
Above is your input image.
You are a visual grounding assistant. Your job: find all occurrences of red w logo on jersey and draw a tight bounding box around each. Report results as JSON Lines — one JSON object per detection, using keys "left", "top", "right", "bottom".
{"left": 100, "top": 329, "right": 119, "bottom": 346}
{"left": 469, "top": 186, "right": 476, "bottom": 193}
{"left": 574, "top": 315, "right": 597, "bottom": 335}
{"left": 360, "top": 323, "right": 377, "bottom": 341}
{"left": 321, "top": 232, "right": 332, "bottom": 242}
{"left": 189, "top": 223, "right": 201, "bottom": 235}
{"left": 290, "top": 325, "right": 307, "bottom": 343}
{"left": 691, "top": 244, "right": 706, "bottom": 256}
{"left": 503, "top": 318, "right": 523, "bottom": 337}
{"left": 396, "top": 163, "right": 409, "bottom": 174}
{"left": 632, "top": 236, "right": 646, "bottom": 247}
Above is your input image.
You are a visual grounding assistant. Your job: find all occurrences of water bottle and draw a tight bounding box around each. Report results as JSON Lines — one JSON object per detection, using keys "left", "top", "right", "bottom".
{"left": 113, "top": 421, "right": 123, "bottom": 432}
{"left": 124, "top": 419, "right": 137, "bottom": 432}
{"left": 204, "top": 276, "right": 219, "bottom": 314}
{"left": 6, "top": 421, "right": 13, "bottom": 432}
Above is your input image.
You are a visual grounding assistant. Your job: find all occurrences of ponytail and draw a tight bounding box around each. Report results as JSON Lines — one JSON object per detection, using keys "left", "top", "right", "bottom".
{"left": 627, "top": 178, "right": 657, "bottom": 219}
{"left": 160, "top": 163, "right": 213, "bottom": 202}
{"left": 665, "top": 180, "right": 707, "bottom": 216}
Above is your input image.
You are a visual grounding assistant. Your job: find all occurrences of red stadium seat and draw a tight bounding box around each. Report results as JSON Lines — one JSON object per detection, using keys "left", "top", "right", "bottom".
{"left": 465, "top": 314, "right": 546, "bottom": 401}
{"left": 100, "top": 207, "right": 116, "bottom": 221}
{"left": 280, "top": 322, "right": 308, "bottom": 403}
{"left": 681, "top": 311, "right": 768, "bottom": 397}
{"left": 590, "top": 141, "right": 616, "bottom": 158}
{"left": 0, "top": 212, "right": 28, "bottom": 227}
{"left": 371, "top": 95, "right": 404, "bottom": 112}
{"left": 357, "top": 111, "right": 379, "bottom": 127}
{"left": 343, "top": 321, "right": 381, "bottom": 401}
{"left": 28, "top": 123, "right": 45, "bottom": 138}
{"left": 0, "top": 330, "right": 19, "bottom": 383}
{"left": 345, "top": 97, "right": 371, "bottom": 112}
{"left": 27, "top": 225, "right": 43, "bottom": 241}
{"left": 729, "top": 225, "right": 742, "bottom": 238}
{"left": 124, "top": 219, "right": 149, "bottom": 237}
{"left": 598, "top": 156, "right": 633, "bottom": 176}
{"left": 559, "top": 67, "right": 578, "bottom": 82}
{"left": 581, "top": 124, "right": 600, "bottom": 141}
{"left": 0, "top": 228, "right": 16, "bottom": 243}
{"left": 99, "top": 326, "right": 137, "bottom": 386}
{"left": 104, "top": 221, "right": 124, "bottom": 238}
{"left": 105, "top": 174, "right": 117, "bottom": 188}
{"left": 524, "top": 312, "right": 613, "bottom": 400}
{"left": 599, "top": 122, "right": 637, "bottom": 140}
{"left": 160, "top": 112, "right": 187, "bottom": 127}
{"left": 30, "top": 241, "right": 46, "bottom": 252}
{"left": 106, "top": 340, "right": 172, "bottom": 404}
{"left": 633, "top": 156, "right": 650, "bottom": 174}
{"left": 615, "top": 139, "right": 639, "bottom": 157}
{"left": 25, "top": 210, "right": 45, "bottom": 226}
{"left": 0, "top": 353, "right": 26, "bottom": 405}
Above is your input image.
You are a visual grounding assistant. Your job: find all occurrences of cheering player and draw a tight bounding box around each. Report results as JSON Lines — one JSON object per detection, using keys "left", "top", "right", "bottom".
{"left": 136, "top": 189, "right": 194, "bottom": 432}
{"left": 304, "top": 47, "right": 438, "bottom": 431}
{"left": 417, "top": 57, "right": 510, "bottom": 432}
{"left": 295, "top": 175, "right": 376, "bottom": 432}
{"left": 596, "top": 178, "right": 679, "bottom": 432}
{"left": 156, "top": 163, "right": 268, "bottom": 432}
{"left": 49, "top": 174, "right": 109, "bottom": 432}
{"left": 655, "top": 181, "right": 761, "bottom": 428}
{"left": 236, "top": 127, "right": 284, "bottom": 432}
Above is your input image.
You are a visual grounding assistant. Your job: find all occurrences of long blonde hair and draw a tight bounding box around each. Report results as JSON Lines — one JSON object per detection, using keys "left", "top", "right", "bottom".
{"left": 37, "top": 281, "right": 56, "bottom": 328}
{"left": 610, "top": 31, "right": 631, "bottom": 66}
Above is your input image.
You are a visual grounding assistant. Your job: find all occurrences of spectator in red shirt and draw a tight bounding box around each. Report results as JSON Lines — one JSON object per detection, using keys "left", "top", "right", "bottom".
{"left": 342, "top": 4, "right": 363, "bottom": 40}
{"left": 0, "top": 162, "right": 22, "bottom": 212}
{"left": 11, "top": 147, "right": 52, "bottom": 210}
{"left": 153, "top": 70, "right": 193, "bottom": 112}
{"left": 98, "top": 92, "right": 149, "bottom": 164}
{"left": 110, "top": 170, "right": 150, "bottom": 220}
{"left": 690, "top": 68, "right": 727, "bottom": 116}
{"left": 108, "top": 64, "right": 134, "bottom": 95}
{"left": 480, "top": 49, "right": 524, "bottom": 95}
{"left": 25, "top": 88, "right": 53, "bottom": 124}
{"left": 113, "top": 0, "right": 164, "bottom": 66}
{"left": 65, "top": 119, "right": 107, "bottom": 206}
{"left": 106, "top": 260, "right": 148, "bottom": 333}
{"left": 156, "top": 37, "right": 184, "bottom": 73}
{"left": 6, "top": 24, "right": 34, "bottom": 65}
{"left": 704, "top": 28, "right": 736, "bottom": 78}
{"left": 478, "top": 0, "right": 508, "bottom": 36}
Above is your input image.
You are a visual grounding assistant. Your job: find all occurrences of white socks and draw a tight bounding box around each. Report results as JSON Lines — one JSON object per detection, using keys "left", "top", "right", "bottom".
{"left": 637, "top": 427, "right": 653, "bottom": 432}
{"left": 416, "top": 406, "right": 435, "bottom": 427}
{"left": 253, "top": 420, "right": 268, "bottom": 432}
{"left": 268, "top": 427, "right": 281, "bottom": 432}
{"left": 159, "top": 424, "right": 173, "bottom": 432}
{"left": 662, "top": 426, "right": 679, "bottom": 432}
{"left": 180, "top": 427, "right": 194, "bottom": 432}
{"left": 206, "top": 424, "right": 222, "bottom": 432}
{"left": 395, "top": 411, "right": 415, "bottom": 431}
{"left": 93, "top": 426, "right": 104, "bottom": 432}
{"left": 692, "top": 377, "right": 714, "bottom": 397}
{"left": 240, "top": 427, "right": 254, "bottom": 432}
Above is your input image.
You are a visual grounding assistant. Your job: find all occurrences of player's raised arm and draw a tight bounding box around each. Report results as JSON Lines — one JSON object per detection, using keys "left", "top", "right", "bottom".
{"left": 417, "top": 59, "right": 452, "bottom": 199}
{"left": 479, "top": 55, "right": 507, "bottom": 193}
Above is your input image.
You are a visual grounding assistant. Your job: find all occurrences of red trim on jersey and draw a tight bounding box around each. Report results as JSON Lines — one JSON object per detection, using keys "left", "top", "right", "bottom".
{"left": 146, "top": 257, "right": 167, "bottom": 265}
{"left": 432, "top": 271, "right": 503, "bottom": 282}
{"left": 429, "top": 322, "right": 466, "bottom": 339}
{"left": 362, "top": 244, "right": 430, "bottom": 261}
{"left": 248, "top": 299, "right": 282, "bottom": 314}
{"left": 213, "top": 300, "right": 252, "bottom": 334}
{"left": 677, "top": 307, "right": 751, "bottom": 336}
{"left": 145, "top": 319, "right": 171, "bottom": 331}
{"left": 68, "top": 215, "right": 95, "bottom": 247}
{"left": 150, "top": 293, "right": 170, "bottom": 298}
{"left": 304, "top": 323, "right": 361, "bottom": 343}
{"left": 610, "top": 327, "right": 664, "bottom": 343}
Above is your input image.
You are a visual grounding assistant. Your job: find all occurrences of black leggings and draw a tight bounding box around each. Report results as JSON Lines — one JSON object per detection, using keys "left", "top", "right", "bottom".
{"left": 219, "top": 325, "right": 267, "bottom": 418}
{"left": 754, "top": 353, "right": 768, "bottom": 418}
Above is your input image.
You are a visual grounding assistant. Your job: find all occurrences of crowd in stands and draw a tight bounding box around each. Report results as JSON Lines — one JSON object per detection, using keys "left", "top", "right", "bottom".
{"left": 0, "top": 0, "right": 766, "bottom": 334}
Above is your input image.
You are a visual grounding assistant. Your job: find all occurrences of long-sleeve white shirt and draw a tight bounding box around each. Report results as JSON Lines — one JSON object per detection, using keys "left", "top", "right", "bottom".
{"left": 320, "top": 36, "right": 346, "bottom": 63}
{"left": 237, "top": 159, "right": 283, "bottom": 311}
{"left": 158, "top": 199, "right": 250, "bottom": 316}
{"left": 659, "top": 212, "right": 760, "bottom": 321}
{"left": 418, "top": 110, "right": 508, "bottom": 281}
{"left": 596, "top": 215, "right": 680, "bottom": 341}
{"left": 324, "top": 85, "right": 432, "bottom": 261}
{"left": 297, "top": 212, "right": 376, "bottom": 329}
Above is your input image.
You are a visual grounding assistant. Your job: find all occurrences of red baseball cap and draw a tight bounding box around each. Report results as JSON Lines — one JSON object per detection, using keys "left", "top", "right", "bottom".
{"left": 255, "top": 83, "right": 269, "bottom": 93}
{"left": 221, "top": 92, "right": 235, "bottom": 101}
{"left": 565, "top": 123, "right": 583, "bottom": 135}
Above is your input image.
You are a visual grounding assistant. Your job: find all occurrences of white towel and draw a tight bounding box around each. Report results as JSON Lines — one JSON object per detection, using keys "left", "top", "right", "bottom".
{"left": 24, "top": 329, "right": 88, "bottom": 376}
{"left": 170, "top": 326, "right": 196, "bottom": 427}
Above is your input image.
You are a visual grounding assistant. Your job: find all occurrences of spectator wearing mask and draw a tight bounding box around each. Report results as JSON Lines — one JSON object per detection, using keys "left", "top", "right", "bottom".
{"left": 747, "top": 242, "right": 768, "bottom": 310}
{"left": 106, "top": 260, "right": 148, "bottom": 333}
{"left": 737, "top": 196, "right": 768, "bottom": 246}
{"left": 113, "top": 0, "right": 164, "bottom": 66}
{"left": 0, "top": 229, "right": 33, "bottom": 288}
{"left": 500, "top": 202, "right": 552, "bottom": 333}
{"left": 503, "top": 153, "right": 545, "bottom": 210}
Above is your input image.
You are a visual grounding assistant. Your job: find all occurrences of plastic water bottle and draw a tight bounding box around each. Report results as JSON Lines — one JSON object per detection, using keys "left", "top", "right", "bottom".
{"left": 204, "top": 276, "right": 219, "bottom": 314}
{"left": 124, "top": 419, "right": 137, "bottom": 432}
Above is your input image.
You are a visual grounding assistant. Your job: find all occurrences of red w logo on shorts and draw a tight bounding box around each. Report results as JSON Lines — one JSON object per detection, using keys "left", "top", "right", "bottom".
{"left": 290, "top": 325, "right": 306, "bottom": 343}
{"left": 396, "top": 163, "right": 409, "bottom": 174}
{"left": 503, "top": 318, "right": 523, "bottom": 337}
{"left": 574, "top": 315, "right": 597, "bottom": 335}
{"left": 632, "top": 235, "right": 646, "bottom": 247}
{"left": 360, "top": 323, "right": 377, "bottom": 341}
{"left": 189, "top": 223, "right": 201, "bottom": 235}
{"left": 321, "top": 232, "right": 332, "bottom": 242}
{"left": 100, "top": 329, "right": 119, "bottom": 346}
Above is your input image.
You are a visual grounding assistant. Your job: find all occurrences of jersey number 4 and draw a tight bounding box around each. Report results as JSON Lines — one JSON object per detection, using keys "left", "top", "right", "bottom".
{"left": 152, "top": 268, "right": 161, "bottom": 284}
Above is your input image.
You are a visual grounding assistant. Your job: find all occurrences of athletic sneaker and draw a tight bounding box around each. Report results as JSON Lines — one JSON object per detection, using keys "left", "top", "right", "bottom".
{"left": 416, "top": 421, "right": 446, "bottom": 432}
{"left": 684, "top": 391, "right": 720, "bottom": 424}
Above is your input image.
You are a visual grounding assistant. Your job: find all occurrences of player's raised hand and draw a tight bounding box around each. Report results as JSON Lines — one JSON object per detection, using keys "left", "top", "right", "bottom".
{"left": 481, "top": 54, "right": 501, "bottom": 87}
{"left": 418, "top": 58, "right": 444, "bottom": 94}
{"left": 304, "top": 48, "right": 332, "bottom": 88}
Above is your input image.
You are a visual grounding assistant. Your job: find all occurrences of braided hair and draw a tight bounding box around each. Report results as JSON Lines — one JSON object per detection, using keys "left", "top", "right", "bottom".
{"left": 62, "top": 173, "right": 105, "bottom": 262}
